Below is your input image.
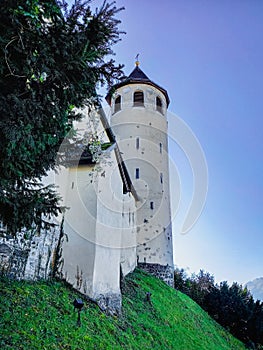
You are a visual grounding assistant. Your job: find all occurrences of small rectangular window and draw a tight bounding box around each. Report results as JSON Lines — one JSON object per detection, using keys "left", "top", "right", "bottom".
{"left": 160, "top": 173, "right": 163, "bottom": 184}
{"left": 150, "top": 201, "right": 154, "bottom": 210}
{"left": 136, "top": 137, "right": 139, "bottom": 149}
{"left": 160, "top": 143, "right": 163, "bottom": 154}
{"left": 135, "top": 168, "right": 140, "bottom": 179}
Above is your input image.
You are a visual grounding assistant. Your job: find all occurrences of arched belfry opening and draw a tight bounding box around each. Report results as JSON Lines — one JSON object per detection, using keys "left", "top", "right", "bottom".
{"left": 114, "top": 95, "right": 121, "bottom": 113}
{"left": 105, "top": 63, "right": 170, "bottom": 108}
{"left": 133, "top": 90, "right": 144, "bottom": 107}
{"left": 156, "top": 96, "right": 163, "bottom": 114}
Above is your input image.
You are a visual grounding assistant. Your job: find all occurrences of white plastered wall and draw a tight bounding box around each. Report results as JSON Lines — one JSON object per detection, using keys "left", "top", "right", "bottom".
{"left": 56, "top": 109, "right": 137, "bottom": 300}
{"left": 111, "top": 83, "right": 174, "bottom": 268}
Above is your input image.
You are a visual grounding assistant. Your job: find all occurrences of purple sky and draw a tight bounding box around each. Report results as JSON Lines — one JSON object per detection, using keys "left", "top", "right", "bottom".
{"left": 71, "top": 0, "right": 263, "bottom": 284}
{"left": 109, "top": 0, "right": 263, "bottom": 284}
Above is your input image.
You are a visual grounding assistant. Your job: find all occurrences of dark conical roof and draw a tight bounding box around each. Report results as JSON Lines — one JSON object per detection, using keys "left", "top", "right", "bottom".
{"left": 128, "top": 65, "right": 151, "bottom": 81}
{"left": 106, "top": 65, "right": 170, "bottom": 106}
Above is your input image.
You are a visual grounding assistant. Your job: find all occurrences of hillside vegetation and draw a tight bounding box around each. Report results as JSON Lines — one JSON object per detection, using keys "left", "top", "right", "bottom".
{"left": 174, "top": 268, "right": 263, "bottom": 348}
{"left": 0, "top": 269, "right": 246, "bottom": 350}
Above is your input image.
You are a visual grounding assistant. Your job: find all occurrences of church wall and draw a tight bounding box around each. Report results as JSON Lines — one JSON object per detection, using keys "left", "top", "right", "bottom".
{"left": 91, "top": 149, "right": 136, "bottom": 313}
{"left": 60, "top": 165, "right": 97, "bottom": 296}
{"left": 120, "top": 192, "right": 137, "bottom": 277}
{"left": 58, "top": 145, "right": 137, "bottom": 314}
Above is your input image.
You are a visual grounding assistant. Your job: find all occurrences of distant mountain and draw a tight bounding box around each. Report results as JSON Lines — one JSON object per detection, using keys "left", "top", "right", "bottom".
{"left": 246, "top": 277, "right": 263, "bottom": 301}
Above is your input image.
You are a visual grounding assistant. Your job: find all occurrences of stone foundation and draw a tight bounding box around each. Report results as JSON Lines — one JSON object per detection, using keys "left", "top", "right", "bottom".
{"left": 138, "top": 262, "right": 174, "bottom": 287}
{"left": 95, "top": 293, "right": 122, "bottom": 316}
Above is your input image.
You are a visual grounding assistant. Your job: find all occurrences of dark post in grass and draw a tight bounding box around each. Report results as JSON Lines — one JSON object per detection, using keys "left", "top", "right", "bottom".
{"left": 73, "top": 298, "right": 84, "bottom": 327}
{"left": 146, "top": 292, "right": 152, "bottom": 303}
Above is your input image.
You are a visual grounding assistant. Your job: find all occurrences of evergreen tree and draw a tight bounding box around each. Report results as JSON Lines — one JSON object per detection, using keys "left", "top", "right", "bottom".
{"left": 0, "top": 0, "right": 124, "bottom": 234}
{"left": 174, "top": 268, "right": 263, "bottom": 348}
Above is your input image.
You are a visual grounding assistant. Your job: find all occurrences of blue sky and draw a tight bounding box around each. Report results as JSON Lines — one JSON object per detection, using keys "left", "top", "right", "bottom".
{"left": 70, "top": 0, "right": 263, "bottom": 285}
{"left": 107, "top": 0, "right": 263, "bottom": 285}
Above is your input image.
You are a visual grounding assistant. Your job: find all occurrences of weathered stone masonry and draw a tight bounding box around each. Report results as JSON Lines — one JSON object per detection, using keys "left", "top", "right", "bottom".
{"left": 0, "top": 227, "right": 60, "bottom": 280}
{"left": 138, "top": 262, "right": 174, "bottom": 287}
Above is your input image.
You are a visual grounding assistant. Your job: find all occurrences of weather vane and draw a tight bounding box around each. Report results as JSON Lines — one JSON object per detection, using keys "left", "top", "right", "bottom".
{"left": 135, "top": 53, "right": 140, "bottom": 66}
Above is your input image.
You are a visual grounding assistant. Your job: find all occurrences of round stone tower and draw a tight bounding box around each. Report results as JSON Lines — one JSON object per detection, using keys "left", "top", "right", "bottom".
{"left": 106, "top": 61, "right": 174, "bottom": 286}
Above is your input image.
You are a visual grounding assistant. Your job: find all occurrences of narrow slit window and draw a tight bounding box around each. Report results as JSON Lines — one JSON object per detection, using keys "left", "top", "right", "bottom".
{"left": 136, "top": 137, "right": 139, "bottom": 149}
{"left": 123, "top": 183, "right": 128, "bottom": 194}
{"left": 160, "top": 143, "right": 163, "bottom": 154}
{"left": 135, "top": 168, "right": 140, "bottom": 179}
{"left": 160, "top": 173, "right": 163, "bottom": 184}
{"left": 156, "top": 96, "right": 163, "bottom": 114}
{"left": 150, "top": 201, "right": 154, "bottom": 210}
{"left": 114, "top": 95, "right": 121, "bottom": 113}
{"left": 133, "top": 91, "right": 144, "bottom": 106}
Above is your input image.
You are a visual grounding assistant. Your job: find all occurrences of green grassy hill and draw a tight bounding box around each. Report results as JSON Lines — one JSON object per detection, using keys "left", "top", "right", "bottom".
{"left": 0, "top": 269, "right": 246, "bottom": 350}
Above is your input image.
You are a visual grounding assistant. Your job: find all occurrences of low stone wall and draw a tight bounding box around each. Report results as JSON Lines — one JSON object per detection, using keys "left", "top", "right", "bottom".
{"left": 138, "top": 262, "right": 174, "bottom": 287}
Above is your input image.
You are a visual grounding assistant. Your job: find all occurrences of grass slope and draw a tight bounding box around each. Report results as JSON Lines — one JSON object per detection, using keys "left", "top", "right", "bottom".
{"left": 0, "top": 269, "right": 246, "bottom": 350}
